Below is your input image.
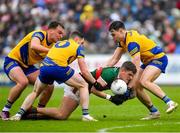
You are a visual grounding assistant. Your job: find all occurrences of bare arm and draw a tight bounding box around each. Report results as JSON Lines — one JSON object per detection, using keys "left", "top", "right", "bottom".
{"left": 78, "top": 57, "right": 96, "bottom": 84}
{"left": 91, "top": 86, "right": 110, "bottom": 99}
{"left": 106, "top": 47, "right": 124, "bottom": 67}
{"left": 30, "top": 37, "right": 49, "bottom": 53}
{"left": 128, "top": 53, "right": 141, "bottom": 88}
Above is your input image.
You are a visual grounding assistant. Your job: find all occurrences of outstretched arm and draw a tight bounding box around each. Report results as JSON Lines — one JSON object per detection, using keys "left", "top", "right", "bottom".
{"left": 106, "top": 47, "right": 124, "bottom": 67}
{"left": 128, "top": 53, "right": 141, "bottom": 88}
{"left": 91, "top": 86, "right": 110, "bottom": 99}
{"left": 91, "top": 87, "right": 125, "bottom": 105}
{"left": 78, "top": 57, "right": 96, "bottom": 84}
{"left": 91, "top": 86, "right": 136, "bottom": 105}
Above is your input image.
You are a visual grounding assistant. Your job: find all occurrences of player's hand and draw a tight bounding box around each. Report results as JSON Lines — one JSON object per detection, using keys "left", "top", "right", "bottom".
{"left": 109, "top": 88, "right": 136, "bottom": 105}
{"left": 96, "top": 77, "right": 107, "bottom": 87}
{"left": 93, "top": 81, "right": 104, "bottom": 91}
{"left": 109, "top": 95, "right": 125, "bottom": 105}
{"left": 124, "top": 87, "right": 135, "bottom": 100}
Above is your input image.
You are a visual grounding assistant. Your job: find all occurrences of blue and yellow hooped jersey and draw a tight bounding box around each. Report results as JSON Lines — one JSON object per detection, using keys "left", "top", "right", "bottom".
{"left": 119, "top": 30, "right": 165, "bottom": 64}
{"left": 44, "top": 39, "right": 85, "bottom": 67}
{"left": 8, "top": 30, "right": 54, "bottom": 68}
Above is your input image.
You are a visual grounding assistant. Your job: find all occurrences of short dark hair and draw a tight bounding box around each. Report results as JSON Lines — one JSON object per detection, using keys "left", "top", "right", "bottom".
{"left": 121, "top": 61, "right": 137, "bottom": 74}
{"left": 70, "top": 31, "right": 84, "bottom": 39}
{"left": 109, "top": 21, "right": 125, "bottom": 31}
{"left": 48, "top": 21, "right": 64, "bottom": 29}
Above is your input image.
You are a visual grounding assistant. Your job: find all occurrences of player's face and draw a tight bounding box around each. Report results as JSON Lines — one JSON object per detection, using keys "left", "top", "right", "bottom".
{"left": 111, "top": 29, "right": 124, "bottom": 43}
{"left": 119, "top": 70, "right": 134, "bottom": 84}
{"left": 50, "top": 26, "right": 65, "bottom": 42}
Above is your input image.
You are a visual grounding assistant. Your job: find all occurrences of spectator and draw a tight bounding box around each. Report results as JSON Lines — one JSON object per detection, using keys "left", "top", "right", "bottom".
{"left": 0, "top": 0, "right": 180, "bottom": 55}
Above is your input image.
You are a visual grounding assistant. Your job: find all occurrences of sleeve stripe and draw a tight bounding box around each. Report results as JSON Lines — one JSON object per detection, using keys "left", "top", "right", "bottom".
{"left": 32, "top": 32, "right": 45, "bottom": 41}
{"left": 127, "top": 42, "right": 140, "bottom": 56}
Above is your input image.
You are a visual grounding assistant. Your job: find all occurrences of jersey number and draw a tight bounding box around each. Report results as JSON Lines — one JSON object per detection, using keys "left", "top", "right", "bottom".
{"left": 55, "top": 41, "right": 70, "bottom": 48}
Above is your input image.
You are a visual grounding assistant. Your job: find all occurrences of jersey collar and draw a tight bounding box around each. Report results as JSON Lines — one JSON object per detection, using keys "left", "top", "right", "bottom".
{"left": 123, "top": 32, "right": 127, "bottom": 44}
{"left": 46, "top": 32, "right": 52, "bottom": 46}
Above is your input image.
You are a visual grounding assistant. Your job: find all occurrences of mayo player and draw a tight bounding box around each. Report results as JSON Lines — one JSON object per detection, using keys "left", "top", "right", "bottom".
{"left": 22, "top": 61, "right": 137, "bottom": 120}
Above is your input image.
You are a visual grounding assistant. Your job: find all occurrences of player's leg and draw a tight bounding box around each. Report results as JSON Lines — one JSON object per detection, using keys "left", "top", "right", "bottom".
{"left": 37, "top": 96, "right": 79, "bottom": 120}
{"left": 27, "top": 69, "right": 54, "bottom": 108}
{"left": 140, "top": 65, "right": 165, "bottom": 98}
{"left": 23, "top": 86, "right": 80, "bottom": 120}
{"left": 9, "top": 78, "right": 48, "bottom": 120}
{"left": 140, "top": 65, "right": 178, "bottom": 113}
{"left": 65, "top": 73, "right": 97, "bottom": 121}
{"left": 37, "top": 84, "right": 54, "bottom": 107}
{"left": 1, "top": 58, "right": 29, "bottom": 120}
{"left": 135, "top": 68, "right": 160, "bottom": 120}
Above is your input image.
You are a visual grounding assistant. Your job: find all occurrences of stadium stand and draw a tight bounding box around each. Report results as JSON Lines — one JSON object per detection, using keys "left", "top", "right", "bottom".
{"left": 0, "top": 0, "right": 180, "bottom": 55}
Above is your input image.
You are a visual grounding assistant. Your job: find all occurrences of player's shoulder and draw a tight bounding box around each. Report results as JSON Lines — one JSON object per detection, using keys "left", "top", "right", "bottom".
{"left": 103, "top": 67, "right": 119, "bottom": 72}
{"left": 31, "top": 30, "right": 46, "bottom": 41}
{"left": 126, "top": 30, "right": 140, "bottom": 43}
{"left": 68, "top": 38, "right": 78, "bottom": 45}
{"left": 127, "top": 30, "right": 139, "bottom": 37}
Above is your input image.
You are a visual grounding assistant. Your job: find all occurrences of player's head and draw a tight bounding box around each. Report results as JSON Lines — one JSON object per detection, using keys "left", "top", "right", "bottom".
{"left": 119, "top": 61, "right": 137, "bottom": 84}
{"left": 47, "top": 21, "right": 65, "bottom": 43}
{"left": 109, "top": 21, "right": 126, "bottom": 44}
{"left": 70, "top": 31, "right": 84, "bottom": 45}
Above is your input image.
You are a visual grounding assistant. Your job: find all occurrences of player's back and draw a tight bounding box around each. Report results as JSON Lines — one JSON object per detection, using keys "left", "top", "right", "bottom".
{"left": 8, "top": 30, "right": 53, "bottom": 68}
{"left": 47, "top": 39, "right": 84, "bottom": 67}
{"left": 91, "top": 67, "right": 120, "bottom": 89}
{"left": 125, "top": 30, "right": 165, "bottom": 64}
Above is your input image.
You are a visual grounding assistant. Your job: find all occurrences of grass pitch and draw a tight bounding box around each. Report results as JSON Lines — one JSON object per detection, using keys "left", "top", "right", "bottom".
{"left": 0, "top": 85, "right": 180, "bottom": 132}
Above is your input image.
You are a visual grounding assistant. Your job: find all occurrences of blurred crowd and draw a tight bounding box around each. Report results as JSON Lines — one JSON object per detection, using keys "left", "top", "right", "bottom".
{"left": 0, "top": 0, "right": 180, "bottom": 56}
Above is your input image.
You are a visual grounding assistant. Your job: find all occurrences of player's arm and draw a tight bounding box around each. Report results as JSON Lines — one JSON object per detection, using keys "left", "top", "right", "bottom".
{"left": 91, "top": 86, "right": 125, "bottom": 105}
{"left": 91, "top": 86, "right": 109, "bottom": 99}
{"left": 30, "top": 37, "right": 49, "bottom": 53}
{"left": 78, "top": 57, "right": 96, "bottom": 84}
{"left": 128, "top": 53, "right": 141, "bottom": 89}
{"left": 30, "top": 32, "right": 49, "bottom": 53}
{"left": 77, "top": 46, "right": 106, "bottom": 88}
{"left": 126, "top": 42, "right": 141, "bottom": 88}
{"left": 106, "top": 47, "right": 124, "bottom": 67}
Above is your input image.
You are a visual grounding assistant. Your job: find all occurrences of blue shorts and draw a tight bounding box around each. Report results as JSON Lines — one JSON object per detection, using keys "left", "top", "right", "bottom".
{"left": 39, "top": 65, "right": 74, "bottom": 85}
{"left": 3, "top": 56, "right": 38, "bottom": 79}
{"left": 141, "top": 55, "right": 168, "bottom": 73}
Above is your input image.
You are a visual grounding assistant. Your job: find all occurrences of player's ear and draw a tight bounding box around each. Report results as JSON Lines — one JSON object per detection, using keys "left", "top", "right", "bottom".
{"left": 80, "top": 38, "right": 84, "bottom": 44}
{"left": 74, "top": 36, "right": 80, "bottom": 42}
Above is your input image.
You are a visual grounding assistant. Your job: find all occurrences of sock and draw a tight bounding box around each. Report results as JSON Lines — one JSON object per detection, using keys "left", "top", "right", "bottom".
{"left": 17, "top": 108, "right": 26, "bottom": 116}
{"left": 148, "top": 105, "right": 158, "bottom": 113}
{"left": 2, "top": 100, "right": 13, "bottom": 112}
{"left": 162, "top": 95, "right": 171, "bottom": 104}
{"left": 82, "top": 109, "right": 89, "bottom": 115}
{"left": 38, "top": 103, "right": 45, "bottom": 108}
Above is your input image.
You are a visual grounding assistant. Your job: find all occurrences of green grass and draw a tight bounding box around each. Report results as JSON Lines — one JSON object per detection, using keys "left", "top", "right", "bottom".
{"left": 0, "top": 85, "right": 180, "bottom": 132}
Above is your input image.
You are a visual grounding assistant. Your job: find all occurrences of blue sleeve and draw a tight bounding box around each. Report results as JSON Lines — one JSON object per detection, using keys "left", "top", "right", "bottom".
{"left": 127, "top": 42, "right": 140, "bottom": 56}
{"left": 32, "top": 32, "right": 45, "bottom": 41}
{"left": 77, "top": 45, "right": 85, "bottom": 58}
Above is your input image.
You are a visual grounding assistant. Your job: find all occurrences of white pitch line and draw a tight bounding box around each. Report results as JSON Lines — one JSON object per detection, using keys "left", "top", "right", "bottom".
{"left": 97, "top": 122, "right": 180, "bottom": 133}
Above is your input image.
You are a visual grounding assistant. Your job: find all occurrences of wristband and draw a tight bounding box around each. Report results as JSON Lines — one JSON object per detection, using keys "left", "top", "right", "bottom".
{"left": 106, "top": 94, "right": 111, "bottom": 100}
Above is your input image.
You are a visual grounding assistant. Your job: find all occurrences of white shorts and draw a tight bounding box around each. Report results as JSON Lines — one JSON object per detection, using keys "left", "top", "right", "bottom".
{"left": 64, "top": 86, "right": 80, "bottom": 102}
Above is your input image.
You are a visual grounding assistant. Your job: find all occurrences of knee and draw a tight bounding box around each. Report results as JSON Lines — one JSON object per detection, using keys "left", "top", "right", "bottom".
{"left": 78, "top": 81, "right": 88, "bottom": 89}
{"left": 17, "top": 79, "right": 29, "bottom": 89}
{"left": 139, "top": 78, "right": 148, "bottom": 88}
{"left": 56, "top": 113, "right": 68, "bottom": 120}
